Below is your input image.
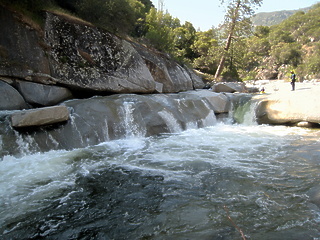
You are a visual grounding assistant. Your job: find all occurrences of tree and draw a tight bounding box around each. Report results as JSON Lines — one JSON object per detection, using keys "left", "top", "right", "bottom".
{"left": 145, "top": 8, "right": 180, "bottom": 53}
{"left": 192, "top": 29, "right": 220, "bottom": 74}
{"left": 75, "top": 0, "right": 147, "bottom": 34}
{"left": 254, "top": 25, "right": 270, "bottom": 38}
{"left": 173, "top": 21, "right": 197, "bottom": 61}
{"left": 214, "top": 0, "right": 262, "bottom": 81}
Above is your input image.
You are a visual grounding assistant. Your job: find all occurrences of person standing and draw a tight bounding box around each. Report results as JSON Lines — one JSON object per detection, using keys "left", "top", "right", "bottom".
{"left": 290, "top": 71, "right": 296, "bottom": 91}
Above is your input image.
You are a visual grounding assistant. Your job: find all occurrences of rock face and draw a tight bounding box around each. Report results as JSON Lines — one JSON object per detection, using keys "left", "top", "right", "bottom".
{"left": 0, "top": 5, "right": 204, "bottom": 111}
{"left": 0, "top": 5, "right": 50, "bottom": 81}
{"left": 45, "top": 12, "right": 156, "bottom": 93}
{"left": 132, "top": 42, "right": 204, "bottom": 92}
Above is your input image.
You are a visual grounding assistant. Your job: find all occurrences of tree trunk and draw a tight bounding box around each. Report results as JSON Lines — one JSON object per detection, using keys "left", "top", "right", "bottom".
{"left": 214, "top": 0, "right": 241, "bottom": 81}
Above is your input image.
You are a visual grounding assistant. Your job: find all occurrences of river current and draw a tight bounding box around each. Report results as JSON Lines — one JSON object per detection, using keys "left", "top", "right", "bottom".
{"left": 1, "top": 108, "right": 320, "bottom": 239}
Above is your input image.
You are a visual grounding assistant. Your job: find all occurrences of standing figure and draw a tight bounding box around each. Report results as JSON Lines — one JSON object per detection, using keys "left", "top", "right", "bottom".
{"left": 290, "top": 71, "right": 296, "bottom": 91}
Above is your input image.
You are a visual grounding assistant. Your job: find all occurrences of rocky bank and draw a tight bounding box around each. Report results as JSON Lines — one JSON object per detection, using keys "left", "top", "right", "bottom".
{"left": 0, "top": 4, "right": 204, "bottom": 111}
{"left": 1, "top": 4, "right": 319, "bottom": 138}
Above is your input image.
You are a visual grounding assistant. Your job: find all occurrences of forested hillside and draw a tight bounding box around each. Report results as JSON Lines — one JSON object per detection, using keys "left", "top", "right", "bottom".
{"left": 248, "top": 3, "right": 320, "bottom": 80}
{"left": 252, "top": 7, "right": 310, "bottom": 26}
{"left": 1, "top": 0, "right": 320, "bottom": 81}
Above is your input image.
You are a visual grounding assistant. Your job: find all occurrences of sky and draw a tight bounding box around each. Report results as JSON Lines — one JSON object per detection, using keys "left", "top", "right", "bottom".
{"left": 150, "top": 0, "right": 320, "bottom": 31}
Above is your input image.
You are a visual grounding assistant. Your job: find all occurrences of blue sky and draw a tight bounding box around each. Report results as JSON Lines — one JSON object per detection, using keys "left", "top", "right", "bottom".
{"left": 150, "top": 0, "right": 319, "bottom": 31}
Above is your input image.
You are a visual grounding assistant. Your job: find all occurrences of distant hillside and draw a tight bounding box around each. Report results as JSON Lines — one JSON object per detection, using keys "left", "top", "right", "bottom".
{"left": 252, "top": 7, "right": 311, "bottom": 26}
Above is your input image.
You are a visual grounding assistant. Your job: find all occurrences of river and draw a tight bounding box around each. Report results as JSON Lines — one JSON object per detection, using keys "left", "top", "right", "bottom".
{"left": 1, "top": 102, "right": 320, "bottom": 239}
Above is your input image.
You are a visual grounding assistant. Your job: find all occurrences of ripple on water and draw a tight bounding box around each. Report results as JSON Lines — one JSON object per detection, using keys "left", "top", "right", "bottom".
{"left": 1, "top": 124, "right": 320, "bottom": 239}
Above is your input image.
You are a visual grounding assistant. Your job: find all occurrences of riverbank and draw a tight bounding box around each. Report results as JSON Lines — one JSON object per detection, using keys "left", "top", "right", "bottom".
{"left": 255, "top": 79, "right": 320, "bottom": 94}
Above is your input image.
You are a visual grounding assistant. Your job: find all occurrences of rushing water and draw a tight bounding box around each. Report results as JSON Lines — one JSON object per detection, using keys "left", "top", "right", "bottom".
{"left": 1, "top": 107, "right": 320, "bottom": 239}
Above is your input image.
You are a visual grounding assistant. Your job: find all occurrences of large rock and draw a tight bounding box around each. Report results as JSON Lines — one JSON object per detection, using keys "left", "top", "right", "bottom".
{"left": 0, "top": 5, "right": 204, "bottom": 101}
{"left": 10, "top": 105, "right": 69, "bottom": 128}
{"left": 61, "top": 91, "right": 226, "bottom": 142}
{"left": 15, "top": 80, "right": 73, "bottom": 106}
{"left": 45, "top": 12, "right": 156, "bottom": 93}
{"left": 187, "top": 90, "right": 231, "bottom": 113}
{"left": 44, "top": 11, "right": 204, "bottom": 94}
{"left": 212, "top": 82, "right": 247, "bottom": 93}
{"left": 255, "top": 90, "right": 320, "bottom": 125}
{"left": 132, "top": 43, "right": 204, "bottom": 93}
{"left": 0, "top": 80, "right": 28, "bottom": 110}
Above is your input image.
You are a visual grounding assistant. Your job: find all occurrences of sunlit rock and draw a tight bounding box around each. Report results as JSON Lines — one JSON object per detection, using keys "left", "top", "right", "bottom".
{"left": 212, "top": 82, "right": 247, "bottom": 93}
{"left": 255, "top": 90, "right": 320, "bottom": 125}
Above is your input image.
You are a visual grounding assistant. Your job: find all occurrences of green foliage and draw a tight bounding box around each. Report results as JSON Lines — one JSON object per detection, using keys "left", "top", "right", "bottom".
{"left": 301, "top": 42, "right": 320, "bottom": 76}
{"left": 252, "top": 9, "right": 307, "bottom": 26}
{"left": 268, "top": 29, "right": 294, "bottom": 45}
{"left": 173, "top": 22, "right": 197, "bottom": 61}
{"left": 54, "top": 0, "right": 79, "bottom": 12}
{"left": 270, "top": 42, "right": 302, "bottom": 67}
{"left": 191, "top": 30, "right": 220, "bottom": 74}
{"left": 3, "top": 0, "right": 320, "bottom": 81}
{"left": 0, "top": 0, "right": 56, "bottom": 26}
{"left": 209, "top": 0, "right": 262, "bottom": 81}
{"left": 254, "top": 25, "right": 270, "bottom": 37}
{"left": 144, "top": 8, "right": 179, "bottom": 53}
{"left": 248, "top": 37, "right": 270, "bottom": 56}
{"left": 1, "top": 0, "right": 55, "bottom": 11}
{"left": 75, "top": 0, "right": 140, "bottom": 33}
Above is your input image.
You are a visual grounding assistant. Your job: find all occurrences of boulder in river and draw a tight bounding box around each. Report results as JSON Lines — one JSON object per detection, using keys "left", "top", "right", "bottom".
{"left": 10, "top": 106, "right": 69, "bottom": 128}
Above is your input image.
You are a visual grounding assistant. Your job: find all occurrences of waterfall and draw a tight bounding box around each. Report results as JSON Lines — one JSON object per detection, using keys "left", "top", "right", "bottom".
{"left": 2, "top": 91, "right": 319, "bottom": 239}
{"left": 0, "top": 91, "right": 251, "bottom": 157}
{"left": 122, "top": 101, "right": 147, "bottom": 138}
{"left": 202, "top": 110, "right": 217, "bottom": 127}
{"left": 158, "top": 110, "right": 183, "bottom": 133}
{"left": 201, "top": 100, "right": 217, "bottom": 127}
{"left": 231, "top": 95, "right": 258, "bottom": 125}
{"left": 69, "top": 113, "right": 85, "bottom": 146}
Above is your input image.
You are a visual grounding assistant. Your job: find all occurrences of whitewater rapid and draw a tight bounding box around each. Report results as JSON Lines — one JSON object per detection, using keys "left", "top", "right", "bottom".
{"left": 1, "top": 122, "right": 319, "bottom": 239}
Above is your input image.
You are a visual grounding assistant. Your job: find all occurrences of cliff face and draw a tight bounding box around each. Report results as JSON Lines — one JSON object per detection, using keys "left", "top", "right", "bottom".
{"left": 44, "top": 12, "right": 156, "bottom": 93}
{"left": 0, "top": 6, "right": 50, "bottom": 82}
{"left": 0, "top": 5, "right": 204, "bottom": 110}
